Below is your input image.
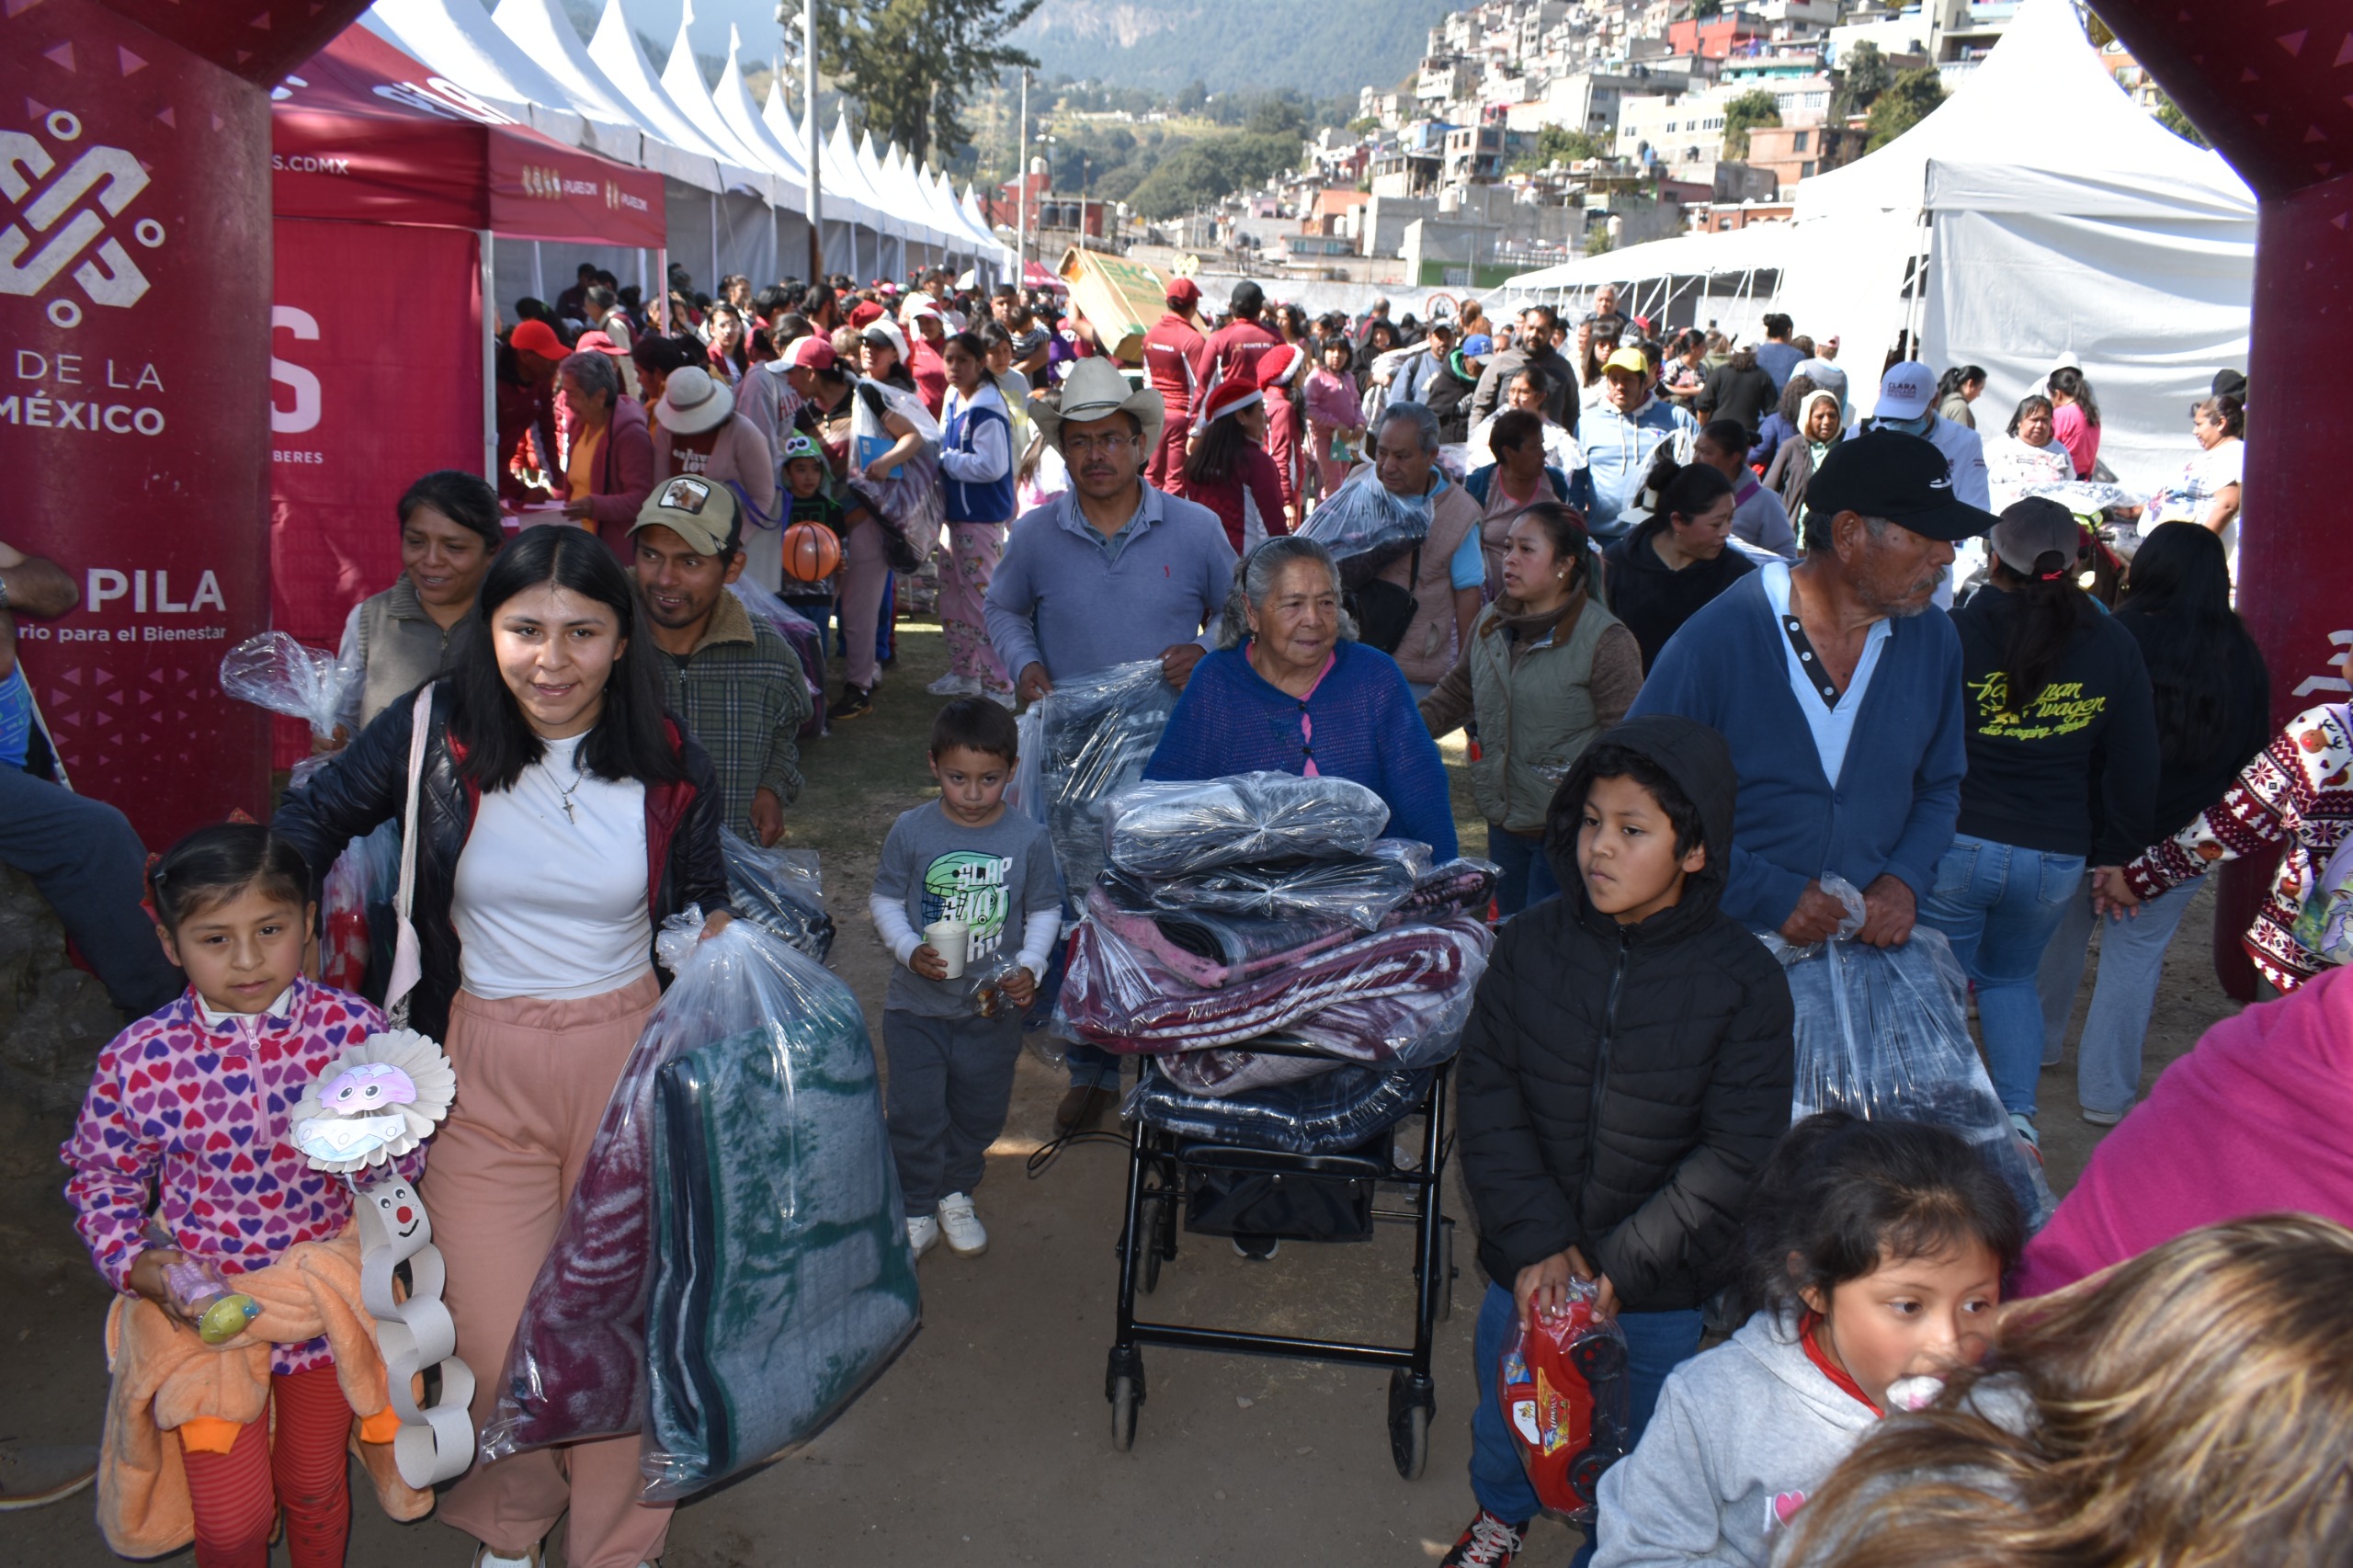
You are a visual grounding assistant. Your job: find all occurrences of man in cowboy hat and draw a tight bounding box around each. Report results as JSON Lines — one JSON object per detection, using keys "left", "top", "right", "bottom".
{"left": 984, "top": 358, "right": 1238, "bottom": 1131}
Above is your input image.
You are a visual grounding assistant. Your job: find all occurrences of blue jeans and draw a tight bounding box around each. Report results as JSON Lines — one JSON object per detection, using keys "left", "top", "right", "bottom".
{"left": 1917, "top": 834, "right": 2086, "bottom": 1119}
{"left": 0, "top": 765, "right": 184, "bottom": 1016}
{"left": 2036, "top": 870, "right": 2203, "bottom": 1118}
{"left": 1469, "top": 1280, "right": 1701, "bottom": 1551}
{"left": 1487, "top": 826, "right": 1560, "bottom": 918}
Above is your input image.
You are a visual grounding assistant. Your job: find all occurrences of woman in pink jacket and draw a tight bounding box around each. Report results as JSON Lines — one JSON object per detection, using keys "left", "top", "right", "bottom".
{"left": 555, "top": 351, "right": 654, "bottom": 558}
{"left": 1302, "top": 336, "right": 1365, "bottom": 501}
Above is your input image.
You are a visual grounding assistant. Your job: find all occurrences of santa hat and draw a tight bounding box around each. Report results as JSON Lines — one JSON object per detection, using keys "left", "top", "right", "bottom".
{"left": 1257, "top": 343, "right": 1306, "bottom": 387}
{"left": 1196, "top": 373, "right": 1264, "bottom": 433}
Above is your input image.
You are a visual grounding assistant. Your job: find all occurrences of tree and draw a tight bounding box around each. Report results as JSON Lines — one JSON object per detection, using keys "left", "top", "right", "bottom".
{"left": 2154, "top": 92, "right": 2211, "bottom": 148}
{"left": 1721, "top": 88, "right": 1779, "bottom": 160}
{"left": 1347, "top": 115, "right": 1382, "bottom": 137}
{"left": 1864, "top": 66, "right": 1945, "bottom": 150}
{"left": 817, "top": 0, "right": 1040, "bottom": 165}
{"left": 1124, "top": 131, "right": 1296, "bottom": 218}
{"left": 1692, "top": 0, "right": 1723, "bottom": 15}
{"left": 1510, "top": 123, "right": 1605, "bottom": 172}
{"left": 1829, "top": 40, "right": 1890, "bottom": 119}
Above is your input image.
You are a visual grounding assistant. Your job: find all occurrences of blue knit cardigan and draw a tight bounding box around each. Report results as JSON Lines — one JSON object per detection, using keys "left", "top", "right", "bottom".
{"left": 1143, "top": 640, "right": 1461, "bottom": 859}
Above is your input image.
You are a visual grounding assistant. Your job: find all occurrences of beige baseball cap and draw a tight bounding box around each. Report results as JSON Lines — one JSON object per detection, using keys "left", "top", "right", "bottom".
{"left": 631, "top": 474, "right": 739, "bottom": 557}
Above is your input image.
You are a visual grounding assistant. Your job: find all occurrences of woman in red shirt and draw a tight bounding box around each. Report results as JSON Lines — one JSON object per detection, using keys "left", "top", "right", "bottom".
{"left": 1174, "top": 376, "right": 1291, "bottom": 554}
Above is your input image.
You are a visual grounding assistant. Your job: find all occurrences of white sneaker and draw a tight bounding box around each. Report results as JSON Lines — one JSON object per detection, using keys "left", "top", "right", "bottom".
{"left": 983, "top": 685, "right": 1017, "bottom": 708}
{"left": 907, "top": 1213, "right": 940, "bottom": 1258}
{"left": 926, "top": 672, "right": 982, "bottom": 696}
{"left": 937, "top": 1192, "right": 988, "bottom": 1256}
{"left": 472, "top": 1546, "right": 543, "bottom": 1568}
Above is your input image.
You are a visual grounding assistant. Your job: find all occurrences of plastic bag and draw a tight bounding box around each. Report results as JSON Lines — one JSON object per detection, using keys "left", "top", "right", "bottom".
{"left": 1777, "top": 909, "right": 2058, "bottom": 1230}
{"left": 219, "top": 631, "right": 356, "bottom": 739}
{"left": 639, "top": 918, "right": 919, "bottom": 1498}
{"left": 1102, "top": 838, "right": 1434, "bottom": 931}
{"left": 1101, "top": 771, "right": 1390, "bottom": 879}
{"left": 727, "top": 579, "right": 828, "bottom": 722}
{"left": 1499, "top": 1278, "right": 1631, "bottom": 1525}
{"left": 847, "top": 378, "right": 945, "bottom": 568}
{"left": 1297, "top": 469, "right": 1429, "bottom": 566}
{"left": 1004, "top": 708, "right": 1046, "bottom": 824}
{"left": 1058, "top": 914, "right": 1489, "bottom": 1051}
{"left": 722, "top": 829, "right": 835, "bottom": 962}
{"left": 319, "top": 838, "right": 372, "bottom": 994}
{"left": 1125, "top": 1060, "right": 1435, "bottom": 1156}
{"left": 1033, "top": 659, "right": 1178, "bottom": 896}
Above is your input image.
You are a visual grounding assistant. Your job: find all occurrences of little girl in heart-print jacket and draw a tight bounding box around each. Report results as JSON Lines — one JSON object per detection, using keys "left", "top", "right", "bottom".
{"left": 62, "top": 971, "right": 405, "bottom": 1375}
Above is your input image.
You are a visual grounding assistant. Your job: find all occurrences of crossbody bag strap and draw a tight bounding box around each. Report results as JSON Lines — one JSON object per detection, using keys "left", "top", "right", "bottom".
{"left": 383, "top": 685, "right": 434, "bottom": 1026}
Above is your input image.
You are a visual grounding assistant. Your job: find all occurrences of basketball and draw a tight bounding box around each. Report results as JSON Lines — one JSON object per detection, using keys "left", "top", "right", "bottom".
{"left": 782, "top": 520, "right": 842, "bottom": 583}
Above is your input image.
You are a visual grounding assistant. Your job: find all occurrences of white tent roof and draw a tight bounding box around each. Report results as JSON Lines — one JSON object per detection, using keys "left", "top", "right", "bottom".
{"left": 824, "top": 111, "right": 894, "bottom": 237}
{"left": 362, "top": 0, "right": 613, "bottom": 154}
{"left": 582, "top": 0, "right": 767, "bottom": 195}
{"left": 485, "top": 0, "right": 715, "bottom": 188}
{"left": 853, "top": 128, "right": 907, "bottom": 240}
{"left": 710, "top": 25, "right": 806, "bottom": 185}
{"left": 1796, "top": 0, "right": 2250, "bottom": 224}
{"left": 657, "top": 7, "right": 787, "bottom": 205}
{"left": 1496, "top": 223, "right": 1792, "bottom": 296}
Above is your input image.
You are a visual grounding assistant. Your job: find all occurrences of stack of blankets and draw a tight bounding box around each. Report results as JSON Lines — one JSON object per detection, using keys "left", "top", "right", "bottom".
{"left": 1056, "top": 772, "right": 1495, "bottom": 1103}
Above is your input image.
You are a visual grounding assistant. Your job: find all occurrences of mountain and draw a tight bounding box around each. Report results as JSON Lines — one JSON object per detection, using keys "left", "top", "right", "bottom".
{"left": 1009, "top": 0, "right": 1455, "bottom": 97}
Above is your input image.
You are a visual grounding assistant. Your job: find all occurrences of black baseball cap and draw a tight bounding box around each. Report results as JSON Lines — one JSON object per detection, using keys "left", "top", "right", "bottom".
{"left": 1805, "top": 429, "right": 1997, "bottom": 542}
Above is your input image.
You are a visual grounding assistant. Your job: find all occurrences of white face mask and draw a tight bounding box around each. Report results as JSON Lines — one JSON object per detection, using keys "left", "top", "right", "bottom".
{"left": 1876, "top": 412, "right": 1935, "bottom": 438}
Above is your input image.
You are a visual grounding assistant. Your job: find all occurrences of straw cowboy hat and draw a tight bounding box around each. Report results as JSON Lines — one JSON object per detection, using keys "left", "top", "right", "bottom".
{"left": 1029, "top": 358, "right": 1165, "bottom": 451}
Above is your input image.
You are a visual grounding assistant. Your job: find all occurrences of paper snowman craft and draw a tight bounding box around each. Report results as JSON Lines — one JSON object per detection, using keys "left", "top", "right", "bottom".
{"left": 289, "top": 1028, "right": 473, "bottom": 1487}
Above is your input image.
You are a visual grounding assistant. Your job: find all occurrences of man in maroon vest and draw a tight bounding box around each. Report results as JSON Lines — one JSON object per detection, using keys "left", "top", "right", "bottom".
{"left": 1141, "top": 278, "right": 1211, "bottom": 486}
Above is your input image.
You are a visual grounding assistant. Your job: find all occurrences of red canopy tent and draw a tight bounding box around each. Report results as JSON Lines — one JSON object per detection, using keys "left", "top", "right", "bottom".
{"left": 266, "top": 28, "right": 662, "bottom": 754}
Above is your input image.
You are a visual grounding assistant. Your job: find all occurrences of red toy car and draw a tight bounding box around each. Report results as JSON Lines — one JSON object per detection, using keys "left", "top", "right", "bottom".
{"left": 1498, "top": 1280, "right": 1631, "bottom": 1522}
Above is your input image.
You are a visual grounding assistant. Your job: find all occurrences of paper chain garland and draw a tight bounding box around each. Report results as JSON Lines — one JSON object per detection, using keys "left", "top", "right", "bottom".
{"left": 287, "top": 1028, "right": 473, "bottom": 1487}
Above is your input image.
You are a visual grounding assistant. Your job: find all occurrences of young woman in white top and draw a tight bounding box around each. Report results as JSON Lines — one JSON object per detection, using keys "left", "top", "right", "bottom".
{"left": 275, "top": 523, "right": 731, "bottom": 1568}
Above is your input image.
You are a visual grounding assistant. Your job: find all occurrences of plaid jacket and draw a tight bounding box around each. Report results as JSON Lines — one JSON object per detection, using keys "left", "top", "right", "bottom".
{"left": 653, "top": 591, "right": 811, "bottom": 837}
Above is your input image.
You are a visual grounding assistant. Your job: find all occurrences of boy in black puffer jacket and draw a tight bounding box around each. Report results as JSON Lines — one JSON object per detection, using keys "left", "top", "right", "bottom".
{"left": 1442, "top": 714, "right": 1794, "bottom": 1568}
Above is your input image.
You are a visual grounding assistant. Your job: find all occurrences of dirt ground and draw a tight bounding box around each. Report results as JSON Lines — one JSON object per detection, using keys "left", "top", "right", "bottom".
{"left": 3, "top": 621, "right": 2245, "bottom": 1568}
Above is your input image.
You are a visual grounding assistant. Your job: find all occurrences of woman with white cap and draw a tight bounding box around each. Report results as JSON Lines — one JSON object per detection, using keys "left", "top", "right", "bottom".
{"left": 650, "top": 365, "right": 780, "bottom": 589}
{"left": 1917, "top": 497, "right": 2158, "bottom": 1153}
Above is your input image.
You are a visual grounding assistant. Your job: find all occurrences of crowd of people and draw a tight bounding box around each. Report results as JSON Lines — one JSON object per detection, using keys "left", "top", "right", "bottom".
{"left": 6, "top": 253, "right": 2347, "bottom": 1568}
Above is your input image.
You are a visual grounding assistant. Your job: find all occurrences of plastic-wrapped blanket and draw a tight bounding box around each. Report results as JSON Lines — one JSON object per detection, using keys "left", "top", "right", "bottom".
{"left": 1780, "top": 921, "right": 2058, "bottom": 1231}
{"left": 1154, "top": 965, "right": 1485, "bottom": 1096}
{"left": 1086, "top": 857, "right": 1497, "bottom": 990}
{"left": 1128, "top": 1062, "right": 1436, "bottom": 1156}
{"left": 1033, "top": 661, "right": 1178, "bottom": 895}
{"left": 1102, "top": 839, "right": 1435, "bottom": 931}
{"left": 722, "top": 830, "right": 835, "bottom": 962}
{"left": 727, "top": 581, "right": 827, "bottom": 742}
{"left": 1297, "top": 471, "right": 1430, "bottom": 570}
{"left": 1101, "top": 772, "right": 1389, "bottom": 878}
{"left": 1058, "top": 915, "right": 1488, "bottom": 1051}
{"left": 640, "top": 924, "right": 920, "bottom": 1499}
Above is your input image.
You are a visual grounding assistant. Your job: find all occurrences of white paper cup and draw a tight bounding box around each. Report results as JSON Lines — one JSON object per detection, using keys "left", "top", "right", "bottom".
{"left": 925, "top": 918, "right": 971, "bottom": 979}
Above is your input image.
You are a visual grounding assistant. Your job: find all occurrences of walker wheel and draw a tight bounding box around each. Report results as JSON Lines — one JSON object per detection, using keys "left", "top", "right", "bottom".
{"left": 1110, "top": 1374, "right": 1140, "bottom": 1451}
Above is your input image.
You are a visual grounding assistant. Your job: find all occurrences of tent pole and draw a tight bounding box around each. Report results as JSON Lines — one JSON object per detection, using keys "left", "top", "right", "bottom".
{"left": 655, "top": 246, "right": 669, "bottom": 332}
{"left": 530, "top": 240, "right": 544, "bottom": 304}
{"left": 479, "top": 231, "right": 497, "bottom": 486}
{"left": 803, "top": 0, "right": 823, "bottom": 280}
{"left": 710, "top": 202, "right": 719, "bottom": 288}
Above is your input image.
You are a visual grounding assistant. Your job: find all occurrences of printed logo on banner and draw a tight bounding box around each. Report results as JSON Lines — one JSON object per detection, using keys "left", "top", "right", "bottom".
{"left": 0, "top": 110, "right": 163, "bottom": 329}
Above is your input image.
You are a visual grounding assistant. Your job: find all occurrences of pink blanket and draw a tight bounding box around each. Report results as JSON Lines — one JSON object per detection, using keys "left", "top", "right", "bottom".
{"left": 1058, "top": 916, "right": 1489, "bottom": 1051}
{"left": 2018, "top": 964, "right": 2353, "bottom": 1297}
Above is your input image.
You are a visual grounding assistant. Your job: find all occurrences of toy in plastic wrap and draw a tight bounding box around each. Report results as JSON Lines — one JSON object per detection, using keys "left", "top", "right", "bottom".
{"left": 1768, "top": 878, "right": 2058, "bottom": 1230}
{"left": 639, "top": 917, "right": 920, "bottom": 1499}
{"left": 721, "top": 828, "right": 835, "bottom": 961}
{"left": 1499, "top": 1278, "right": 1631, "bottom": 1525}
{"left": 1030, "top": 660, "right": 1179, "bottom": 895}
{"left": 141, "top": 1220, "right": 262, "bottom": 1346}
{"left": 1100, "top": 772, "right": 1390, "bottom": 879}
{"left": 218, "top": 631, "right": 357, "bottom": 740}
{"left": 286, "top": 1028, "right": 470, "bottom": 1487}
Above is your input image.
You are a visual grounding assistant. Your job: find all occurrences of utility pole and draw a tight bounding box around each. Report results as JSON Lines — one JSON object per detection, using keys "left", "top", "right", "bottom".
{"left": 802, "top": 0, "right": 823, "bottom": 280}
{"left": 1015, "top": 68, "right": 1029, "bottom": 286}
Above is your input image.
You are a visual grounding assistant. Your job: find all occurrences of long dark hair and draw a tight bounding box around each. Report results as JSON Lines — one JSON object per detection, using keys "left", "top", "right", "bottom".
{"left": 446, "top": 525, "right": 686, "bottom": 790}
{"left": 1184, "top": 406, "right": 1255, "bottom": 487}
{"left": 2047, "top": 366, "right": 2100, "bottom": 426}
{"left": 1990, "top": 509, "right": 2097, "bottom": 709}
{"left": 2118, "top": 521, "right": 2266, "bottom": 767}
{"left": 1642, "top": 448, "right": 1734, "bottom": 525}
{"left": 1776, "top": 372, "right": 1819, "bottom": 426}
{"left": 1937, "top": 364, "right": 1987, "bottom": 402}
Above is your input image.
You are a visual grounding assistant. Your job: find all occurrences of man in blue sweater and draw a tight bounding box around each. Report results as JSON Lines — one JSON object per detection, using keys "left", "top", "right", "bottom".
{"left": 984, "top": 358, "right": 1237, "bottom": 1132}
{"left": 1630, "top": 431, "right": 1995, "bottom": 948}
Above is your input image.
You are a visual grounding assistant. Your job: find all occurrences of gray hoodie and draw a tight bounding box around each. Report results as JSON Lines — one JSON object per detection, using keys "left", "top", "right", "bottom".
{"left": 1592, "top": 1312, "right": 1879, "bottom": 1568}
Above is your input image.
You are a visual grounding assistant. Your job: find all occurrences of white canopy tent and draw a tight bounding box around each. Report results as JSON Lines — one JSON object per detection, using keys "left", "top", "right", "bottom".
{"left": 1489, "top": 223, "right": 1794, "bottom": 346}
{"left": 1492, "top": 0, "right": 2252, "bottom": 494}
{"left": 489, "top": 0, "right": 714, "bottom": 188}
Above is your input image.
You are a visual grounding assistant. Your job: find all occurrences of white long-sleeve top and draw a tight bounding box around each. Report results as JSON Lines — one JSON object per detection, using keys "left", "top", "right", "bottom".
{"left": 939, "top": 382, "right": 1012, "bottom": 485}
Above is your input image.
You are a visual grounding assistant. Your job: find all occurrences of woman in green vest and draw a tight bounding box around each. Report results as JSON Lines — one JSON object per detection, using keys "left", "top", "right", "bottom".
{"left": 1420, "top": 502, "right": 1644, "bottom": 915}
{"left": 328, "top": 470, "right": 504, "bottom": 744}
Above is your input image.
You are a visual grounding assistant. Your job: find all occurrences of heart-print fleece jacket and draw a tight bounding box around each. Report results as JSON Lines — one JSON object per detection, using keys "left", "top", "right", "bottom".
{"left": 1591, "top": 1310, "right": 1882, "bottom": 1567}
{"left": 62, "top": 975, "right": 414, "bottom": 1374}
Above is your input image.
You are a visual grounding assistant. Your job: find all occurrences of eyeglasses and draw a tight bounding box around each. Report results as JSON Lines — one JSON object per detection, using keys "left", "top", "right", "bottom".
{"left": 1063, "top": 432, "right": 1137, "bottom": 456}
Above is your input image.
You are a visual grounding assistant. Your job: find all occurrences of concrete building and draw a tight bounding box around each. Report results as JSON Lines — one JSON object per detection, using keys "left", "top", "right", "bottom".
{"left": 1744, "top": 120, "right": 1869, "bottom": 191}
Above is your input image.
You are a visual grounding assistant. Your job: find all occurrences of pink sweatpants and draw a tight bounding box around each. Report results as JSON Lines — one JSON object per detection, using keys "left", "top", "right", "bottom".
{"left": 426, "top": 972, "right": 668, "bottom": 1568}
{"left": 838, "top": 514, "right": 892, "bottom": 692}
{"left": 941, "top": 521, "right": 1010, "bottom": 689}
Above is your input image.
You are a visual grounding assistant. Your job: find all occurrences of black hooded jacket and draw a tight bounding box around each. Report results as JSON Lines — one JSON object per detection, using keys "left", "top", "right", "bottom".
{"left": 1456, "top": 714, "right": 1795, "bottom": 1311}
{"left": 1603, "top": 517, "right": 1756, "bottom": 671}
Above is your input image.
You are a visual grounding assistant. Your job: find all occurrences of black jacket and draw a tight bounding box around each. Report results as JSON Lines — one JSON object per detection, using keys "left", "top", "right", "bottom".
{"left": 271, "top": 680, "right": 731, "bottom": 1042}
{"left": 1602, "top": 517, "right": 1756, "bottom": 670}
{"left": 1699, "top": 360, "right": 1777, "bottom": 442}
{"left": 1457, "top": 714, "right": 1795, "bottom": 1311}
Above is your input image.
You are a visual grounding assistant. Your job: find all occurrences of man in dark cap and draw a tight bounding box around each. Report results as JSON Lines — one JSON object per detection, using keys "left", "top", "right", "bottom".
{"left": 1630, "top": 430, "right": 1997, "bottom": 948}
